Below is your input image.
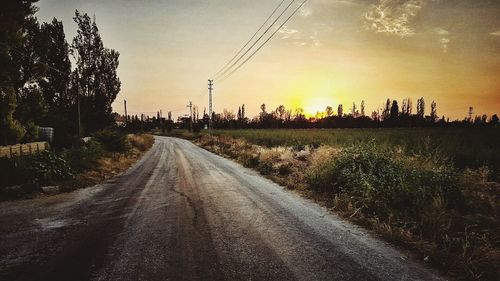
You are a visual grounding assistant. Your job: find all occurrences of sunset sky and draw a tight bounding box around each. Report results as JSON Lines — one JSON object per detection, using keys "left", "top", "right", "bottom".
{"left": 36, "top": 0, "right": 500, "bottom": 120}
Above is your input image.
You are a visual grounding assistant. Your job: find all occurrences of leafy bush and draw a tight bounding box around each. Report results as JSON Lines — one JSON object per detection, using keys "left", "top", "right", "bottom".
{"left": 93, "top": 130, "right": 130, "bottom": 153}
{"left": 23, "top": 151, "right": 74, "bottom": 185}
{"left": 306, "top": 142, "right": 461, "bottom": 218}
{"left": 0, "top": 151, "right": 74, "bottom": 189}
{"left": 192, "top": 123, "right": 202, "bottom": 133}
{"left": 63, "top": 140, "right": 105, "bottom": 172}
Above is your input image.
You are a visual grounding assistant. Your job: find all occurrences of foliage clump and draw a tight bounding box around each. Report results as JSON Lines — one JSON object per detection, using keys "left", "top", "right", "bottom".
{"left": 93, "top": 130, "right": 130, "bottom": 153}
{"left": 306, "top": 142, "right": 461, "bottom": 218}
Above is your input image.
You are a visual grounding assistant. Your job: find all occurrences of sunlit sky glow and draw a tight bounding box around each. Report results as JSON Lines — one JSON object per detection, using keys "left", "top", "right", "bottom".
{"left": 36, "top": 0, "right": 500, "bottom": 119}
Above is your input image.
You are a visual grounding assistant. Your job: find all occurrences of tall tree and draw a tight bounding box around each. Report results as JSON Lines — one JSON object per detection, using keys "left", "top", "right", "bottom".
{"left": 382, "top": 98, "right": 391, "bottom": 120}
{"left": 416, "top": 97, "right": 425, "bottom": 118}
{"left": 390, "top": 100, "right": 399, "bottom": 120}
{"left": 360, "top": 100, "right": 365, "bottom": 117}
{"left": 0, "top": 0, "right": 39, "bottom": 144}
{"left": 71, "top": 10, "right": 121, "bottom": 133}
{"left": 12, "top": 16, "right": 49, "bottom": 143}
{"left": 430, "top": 101, "right": 437, "bottom": 122}
{"left": 277, "top": 105, "right": 286, "bottom": 120}
{"left": 402, "top": 99, "right": 407, "bottom": 115}
{"left": 259, "top": 103, "right": 267, "bottom": 122}
{"left": 38, "top": 18, "right": 71, "bottom": 110}
{"left": 491, "top": 114, "right": 499, "bottom": 126}
{"left": 325, "top": 106, "right": 333, "bottom": 117}
{"left": 337, "top": 104, "right": 343, "bottom": 118}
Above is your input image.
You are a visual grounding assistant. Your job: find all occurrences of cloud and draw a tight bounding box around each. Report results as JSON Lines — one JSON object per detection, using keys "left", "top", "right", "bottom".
{"left": 299, "top": 6, "right": 313, "bottom": 17}
{"left": 363, "top": 0, "right": 428, "bottom": 38}
{"left": 433, "top": 28, "right": 450, "bottom": 52}
{"left": 490, "top": 30, "right": 500, "bottom": 37}
{"left": 433, "top": 27, "right": 449, "bottom": 36}
{"left": 278, "top": 26, "right": 299, "bottom": 39}
{"left": 279, "top": 24, "right": 327, "bottom": 47}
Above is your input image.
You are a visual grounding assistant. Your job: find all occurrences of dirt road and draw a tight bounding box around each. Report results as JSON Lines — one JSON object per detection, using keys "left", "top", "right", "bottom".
{"left": 0, "top": 136, "right": 444, "bottom": 281}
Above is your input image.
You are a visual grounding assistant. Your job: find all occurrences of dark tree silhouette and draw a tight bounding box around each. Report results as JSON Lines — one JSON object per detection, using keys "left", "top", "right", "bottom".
{"left": 71, "top": 10, "right": 121, "bottom": 134}
{"left": 383, "top": 99, "right": 391, "bottom": 121}
{"left": 390, "top": 100, "right": 399, "bottom": 120}
{"left": 491, "top": 114, "right": 499, "bottom": 126}
{"left": 430, "top": 101, "right": 437, "bottom": 123}
{"left": 416, "top": 97, "right": 425, "bottom": 119}
{"left": 0, "top": 0, "right": 39, "bottom": 145}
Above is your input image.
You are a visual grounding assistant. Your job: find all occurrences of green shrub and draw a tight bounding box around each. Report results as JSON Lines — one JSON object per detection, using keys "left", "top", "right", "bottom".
{"left": 6, "top": 151, "right": 74, "bottom": 187}
{"left": 63, "top": 140, "right": 105, "bottom": 172}
{"left": 93, "top": 130, "right": 130, "bottom": 153}
{"left": 306, "top": 142, "right": 461, "bottom": 218}
{"left": 192, "top": 123, "right": 202, "bottom": 133}
{"left": 30, "top": 151, "right": 73, "bottom": 185}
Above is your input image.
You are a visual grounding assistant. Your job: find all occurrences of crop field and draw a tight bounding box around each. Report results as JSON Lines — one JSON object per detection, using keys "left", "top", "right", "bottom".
{"left": 212, "top": 128, "right": 500, "bottom": 174}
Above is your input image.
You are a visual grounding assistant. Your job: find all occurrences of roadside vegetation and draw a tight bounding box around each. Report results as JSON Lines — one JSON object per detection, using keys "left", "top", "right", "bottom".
{"left": 0, "top": 132, "right": 154, "bottom": 200}
{"left": 0, "top": 3, "right": 155, "bottom": 200}
{"left": 192, "top": 129, "right": 499, "bottom": 281}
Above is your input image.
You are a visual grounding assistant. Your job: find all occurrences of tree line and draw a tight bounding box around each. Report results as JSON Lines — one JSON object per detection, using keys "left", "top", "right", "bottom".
{"left": 146, "top": 97, "right": 498, "bottom": 130}
{"left": 1, "top": 0, "right": 120, "bottom": 146}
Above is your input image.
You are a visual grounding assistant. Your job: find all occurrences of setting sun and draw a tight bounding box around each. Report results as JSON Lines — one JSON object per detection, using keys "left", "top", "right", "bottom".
{"left": 286, "top": 73, "right": 338, "bottom": 116}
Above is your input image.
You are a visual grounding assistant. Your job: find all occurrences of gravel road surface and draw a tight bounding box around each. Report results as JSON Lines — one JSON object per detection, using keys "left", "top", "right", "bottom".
{"left": 0, "top": 136, "right": 444, "bottom": 281}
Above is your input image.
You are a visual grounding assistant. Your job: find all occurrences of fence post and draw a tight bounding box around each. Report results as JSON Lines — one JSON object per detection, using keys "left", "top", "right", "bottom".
{"left": 9, "top": 146, "right": 13, "bottom": 158}
{"left": 29, "top": 144, "right": 32, "bottom": 155}
{"left": 20, "top": 145, "right": 22, "bottom": 156}
{"left": 37, "top": 143, "right": 40, "bottom": 152}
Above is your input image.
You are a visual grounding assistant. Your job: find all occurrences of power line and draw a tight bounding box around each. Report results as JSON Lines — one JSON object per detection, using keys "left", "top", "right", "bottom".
{"left": 218, "top": 0, "right": 308, "bottom": 83}
{"left": 212, "top": 0, "right": 296, "bottom": 81}
{"left": 211, "top": 0, "right": 287, "bottom": 79}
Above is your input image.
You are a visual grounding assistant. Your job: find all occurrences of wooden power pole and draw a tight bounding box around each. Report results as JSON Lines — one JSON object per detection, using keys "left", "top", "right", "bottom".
{"left": 187, "top": 101, "right": 193, "bottom": 131}
{"left": 124, "top": 100, "right": 128, "bottom": 122}
{"left": 208, "top": 79, "right": 213, "bottom": 136}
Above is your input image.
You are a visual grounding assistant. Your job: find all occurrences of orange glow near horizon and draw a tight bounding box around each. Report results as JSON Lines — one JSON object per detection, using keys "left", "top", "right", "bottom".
{"left": 35, "top": 0, "right": 500, "bottom": 120}
{"left": 286, "top": 73, "right": 339, "bottom": 117}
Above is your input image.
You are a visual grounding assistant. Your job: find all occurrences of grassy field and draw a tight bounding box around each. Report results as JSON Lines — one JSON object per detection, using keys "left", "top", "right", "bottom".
{"left": 212, "top": 128, "right": 500, "bottom": 177}
{"left": 192, "top": 128, "right": 500, "bottom": 280}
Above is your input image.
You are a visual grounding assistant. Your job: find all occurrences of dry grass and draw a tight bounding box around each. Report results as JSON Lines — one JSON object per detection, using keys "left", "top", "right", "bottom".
{"left": 128, "top": 134, "right": 155, "bottom": 152}
{"left": 66, "top": 134, "right": 154, "bottom": 189}
{"left": 193, "top": 134, "right": 500, "bottom": 281}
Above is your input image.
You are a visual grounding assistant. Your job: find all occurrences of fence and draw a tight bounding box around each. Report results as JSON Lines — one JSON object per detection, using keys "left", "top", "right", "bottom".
{"left": 0, "top": 142, "right": 50, "bottom": 158}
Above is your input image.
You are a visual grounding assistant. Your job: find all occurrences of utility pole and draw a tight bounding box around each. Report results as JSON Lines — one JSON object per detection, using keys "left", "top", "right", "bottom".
{"left": 77, "top": 91, "right": 81, "bottom": 139}
{"left": 140, "top": 114, "right": 144, "bottom": 132}
{"left": 124, "top": 100, "right": 128, "bottom": 122}
{"left": 208, "top": 79, "right": 213, "bottom": 136}
{"left": 77, "top": 73, "right": 81, "bottom": 139}
{"left": 187, "top": 101, "right": 193, "bottom": 131}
